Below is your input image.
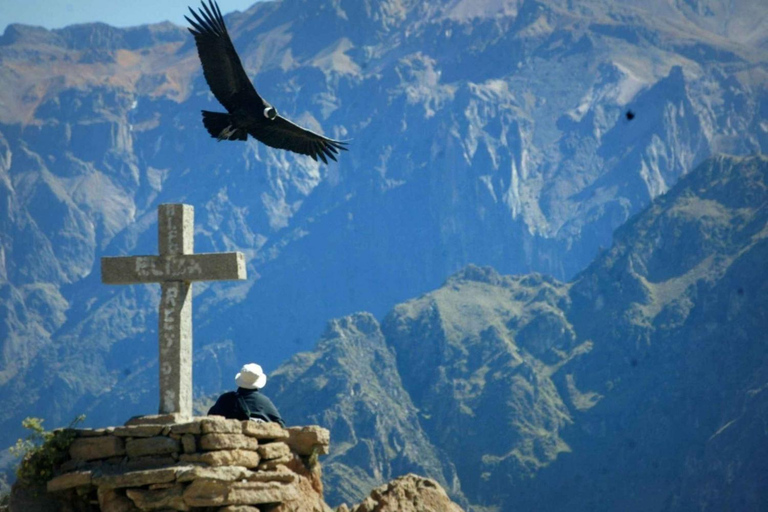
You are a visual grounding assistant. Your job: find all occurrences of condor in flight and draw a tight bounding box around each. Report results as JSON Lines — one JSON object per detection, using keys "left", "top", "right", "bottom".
{"left": 185, "top": 1, "right": 348, "bottom": 163}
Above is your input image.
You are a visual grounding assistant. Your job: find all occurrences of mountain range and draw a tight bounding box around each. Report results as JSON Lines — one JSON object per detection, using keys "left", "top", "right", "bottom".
{"left": 270, "top": 153, "right": 768, "bottom": 511}
{"left": 1, "top": 0, "right": 767, "bottom": 509}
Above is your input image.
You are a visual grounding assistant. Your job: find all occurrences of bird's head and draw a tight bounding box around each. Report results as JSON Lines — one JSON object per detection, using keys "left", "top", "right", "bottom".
{"left": 264, "top": 106, "right": 278, "bottom": 120}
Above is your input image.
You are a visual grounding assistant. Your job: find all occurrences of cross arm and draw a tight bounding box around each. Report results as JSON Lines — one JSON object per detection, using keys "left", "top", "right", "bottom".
{"left": 101, "top": 252, "right": 246, "bottom": 284}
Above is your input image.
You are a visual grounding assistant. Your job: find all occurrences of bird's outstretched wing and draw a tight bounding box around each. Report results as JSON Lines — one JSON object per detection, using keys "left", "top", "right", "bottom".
{"left": 185, "top": 0, "right": 261, "bottom": 112}
{"left": 251, "top": 116, "right": 349, "bottom": 164}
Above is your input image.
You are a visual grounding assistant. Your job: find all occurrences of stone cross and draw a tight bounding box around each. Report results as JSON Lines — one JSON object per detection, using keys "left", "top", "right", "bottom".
{"left": 101, "top": 204, "right": 246, "bottom": 419}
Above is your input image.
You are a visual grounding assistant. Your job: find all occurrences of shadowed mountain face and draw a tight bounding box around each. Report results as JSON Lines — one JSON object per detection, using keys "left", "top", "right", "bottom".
{"left": 0, "top": 0, "right": 767, "bottom": 476}
{"left": 269, "top": 154, "right": 768, "bottom": 511}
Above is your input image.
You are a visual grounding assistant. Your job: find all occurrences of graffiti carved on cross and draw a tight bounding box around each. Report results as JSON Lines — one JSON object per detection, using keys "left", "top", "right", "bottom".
{"left": 101, "top": 204, "right": 246, "bottom": 418}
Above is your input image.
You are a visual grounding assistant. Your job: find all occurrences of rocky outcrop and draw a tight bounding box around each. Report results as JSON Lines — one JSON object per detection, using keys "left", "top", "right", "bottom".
{"left": 269, "top": 313, "right": 465, "bottom": 508}
{"left": 18, "top": 416, "right": 331, "bottom": 512}
{"left": 339, "top": 474, "right": 464, "bottom": 512}
{"left": 12, "top": 416, "right": 463, "bottom": 512}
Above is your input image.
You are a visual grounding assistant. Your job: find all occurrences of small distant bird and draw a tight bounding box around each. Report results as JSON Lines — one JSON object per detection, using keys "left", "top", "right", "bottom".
{"left": 625, "top": 110, "right": 635, "bottom": 121}
{"left": 185, "top": 1, "right": 348, "bottom": 163}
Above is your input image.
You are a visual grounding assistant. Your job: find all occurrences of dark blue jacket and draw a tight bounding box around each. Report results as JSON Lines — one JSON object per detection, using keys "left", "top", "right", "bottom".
{"left": 208, "top": 387, "right": 285, "bottom": 427}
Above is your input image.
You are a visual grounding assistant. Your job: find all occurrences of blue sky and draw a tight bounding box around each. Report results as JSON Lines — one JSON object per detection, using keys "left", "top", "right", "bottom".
{"left": 0, "top": 0, "right": 261, "bottom": 33}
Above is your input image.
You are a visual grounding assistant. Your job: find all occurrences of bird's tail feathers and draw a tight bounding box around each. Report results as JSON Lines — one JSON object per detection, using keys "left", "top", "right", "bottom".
{"left": 201, "top": 111, "right": 247, "bottom": 141}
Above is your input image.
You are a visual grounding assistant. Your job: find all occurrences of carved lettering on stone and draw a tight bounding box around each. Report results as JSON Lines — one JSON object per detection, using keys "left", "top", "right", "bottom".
{"left": 101, "top": 204, "right": 246, "bottom": 418}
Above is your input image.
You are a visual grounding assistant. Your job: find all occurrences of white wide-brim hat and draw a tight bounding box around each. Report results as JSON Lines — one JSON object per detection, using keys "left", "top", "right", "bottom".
{"left": 235, "top": 363, "right": 267, "bottom": 390}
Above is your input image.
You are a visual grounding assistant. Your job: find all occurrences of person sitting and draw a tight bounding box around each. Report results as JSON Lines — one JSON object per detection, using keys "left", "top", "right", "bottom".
{"left": 208, "top": 363, "right": 285, "bottom": 427}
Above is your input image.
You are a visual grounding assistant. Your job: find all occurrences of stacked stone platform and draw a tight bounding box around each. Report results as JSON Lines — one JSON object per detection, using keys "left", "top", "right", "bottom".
{"left": 45, "top": 415, "right": 330, "bottom": 512}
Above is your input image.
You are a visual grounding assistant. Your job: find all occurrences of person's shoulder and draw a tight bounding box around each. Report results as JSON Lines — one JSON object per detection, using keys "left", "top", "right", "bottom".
{"left": 255, "top": 392, "right": 277, "bottom": 406}
{"left": 216, "top": 390, "right": 238, "bottom": 401}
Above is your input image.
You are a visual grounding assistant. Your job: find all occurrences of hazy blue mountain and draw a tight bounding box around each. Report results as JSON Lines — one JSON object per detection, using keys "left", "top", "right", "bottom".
{"left": 269, "top": 154, "right": 768, "bottom": 511}
{"left": 0, "top": 0, "right": 766, "bottom": 477}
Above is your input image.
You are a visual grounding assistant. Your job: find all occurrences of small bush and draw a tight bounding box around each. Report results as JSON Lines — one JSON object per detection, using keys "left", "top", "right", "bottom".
{"left": 11, "top": 416, "right": 85, "bottom": 487}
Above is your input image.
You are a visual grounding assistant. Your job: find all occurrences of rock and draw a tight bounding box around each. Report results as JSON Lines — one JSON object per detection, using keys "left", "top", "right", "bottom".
{"left": 200, "top": 433, "right": 260, "bottom": 451}
{"left": 348, "top": 474, "right": 464, "bottom": 512}
{"left": 219, "top": 506, "right": 261, "bottom": 512}
{"left": 228, "top": 481, "right": 299, "bottom": 505}
{"left": 69, "top": 436, "right": 126, "bottom": 461}
{"left": 182, "top": 479, "right": 298, "bottom": 508}
{"left": 242, "top": 422, "right": 289, "bottom": 440}
{"left": 286, "top": 427, "right": 330, "bottom": 456}
{"left": 72, "top": 428, "right": 112, "bottom": 437}
{"left": 126, "top": 483, "right": 188, "bottom": 511}
{"left": 181, "top": 433, "right": 196, "bottom": 453}
{"left": 9, "top": 482, "right": 63, "bottom": 512}
{"left": 257, "top": 442, "right": 290, "bottom": 461}
{"left": 257, "top": 453, "right": 294, "bottom": 472}
{"left": 98, "top": 487, "right": 140, "bottom": 512}
{"left": 46, "top": 470, "right": 92, "bottom": 492}
{"left": 269, "top": 465, "right": 331, "bottom": 512}
{"left": 176, "top": 465, "right": 255, "bottom": 483}
{"left": 284, "top": 455, "right": 324, "bottom": 499}
{"left": 124, "top": 455, "right": 178, "bottom": 471}
{"left": 92, "top": 466, "right": 183, "bottom": 489}
{"left": 179, "top": 449, "right": 260, "bottom": 468}
{"left": 113, "top": 425, "right": 165, "bottom": 437}
{"left": 182, "top": 478, "right": 230, "bottom": 507}
{"left": 201, "top": 417, "right": 243, "bottom": 434}
{"left": 125, "top": 436, "right": 180, "bottom": 457}
{"left": 57, "top": 459, "right": 84, "bottom": 474}
{"left": 246, "top": 466, "right": 296, "bottom": 484}
{"left": 148, "top": 483, "right": 176, "bottom": 489}
{"left": 170, "top": 421, "right": 202, "bottom": 435}
{"left": 125, "top": 414, "right": 190, "bottom": 426}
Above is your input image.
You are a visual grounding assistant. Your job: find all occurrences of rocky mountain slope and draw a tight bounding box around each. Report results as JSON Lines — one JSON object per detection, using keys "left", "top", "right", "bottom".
{"left": 0, "top": 0, "right": 767, "bottom": 492}
{"left": 268, "top": 154, "right": 768, "bottom": 510}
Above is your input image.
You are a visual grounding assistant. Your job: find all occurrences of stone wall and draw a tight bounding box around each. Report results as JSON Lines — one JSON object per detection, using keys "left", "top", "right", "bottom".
{"left": 41, "top": 415, "right": 331, "bottom": 512}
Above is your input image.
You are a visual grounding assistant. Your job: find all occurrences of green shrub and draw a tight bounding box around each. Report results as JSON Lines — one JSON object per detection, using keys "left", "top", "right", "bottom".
{"left": 11, "top": 416, "right": 85, "bottom": 487}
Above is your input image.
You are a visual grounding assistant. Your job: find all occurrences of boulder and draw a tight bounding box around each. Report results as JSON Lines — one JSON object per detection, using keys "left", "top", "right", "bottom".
{"left": 347, "top": 474, "right": 464, "bottom": 512}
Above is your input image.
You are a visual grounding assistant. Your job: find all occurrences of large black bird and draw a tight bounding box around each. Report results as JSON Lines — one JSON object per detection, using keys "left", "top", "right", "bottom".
{"left": 185, "top": 1, "right": 348, "bottom": 163}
